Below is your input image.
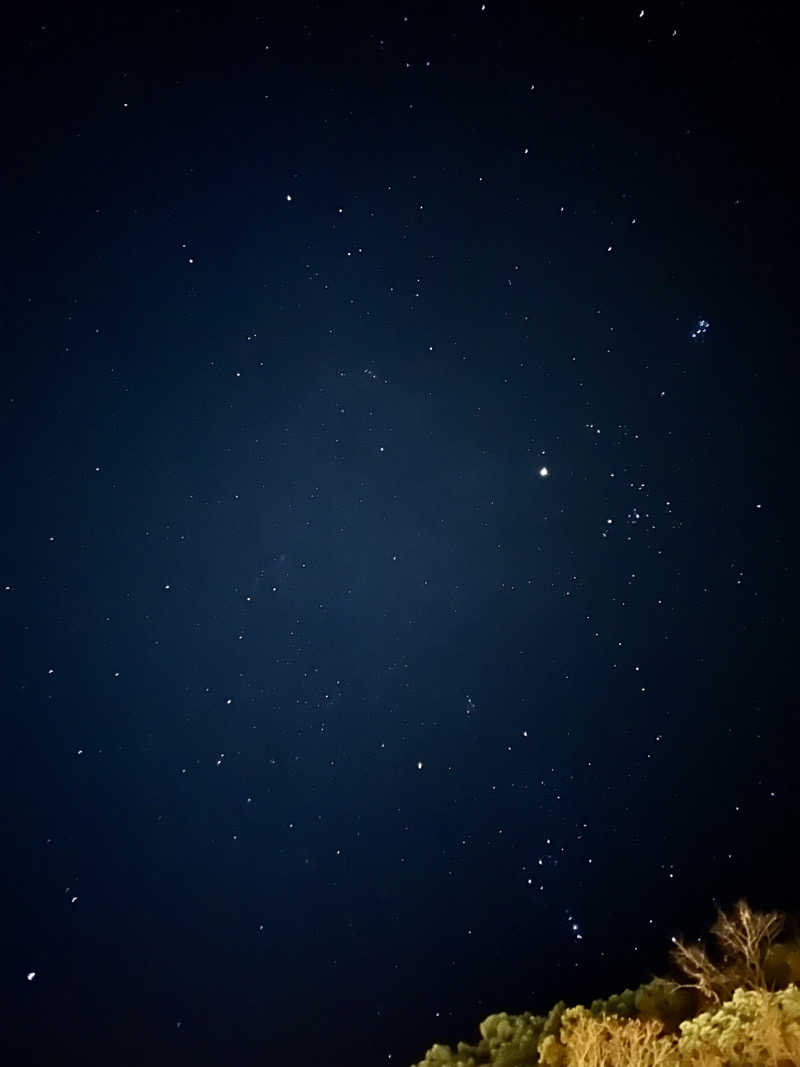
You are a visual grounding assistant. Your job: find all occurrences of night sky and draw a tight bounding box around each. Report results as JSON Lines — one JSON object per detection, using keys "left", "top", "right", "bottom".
{"left": 2, "top": 4, "right": 798, "bottom": 1066}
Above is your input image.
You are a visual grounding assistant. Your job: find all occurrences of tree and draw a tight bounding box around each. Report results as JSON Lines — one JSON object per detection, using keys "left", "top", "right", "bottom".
{"left": 669, "top": 899, "right": 785, "bottom": 1006}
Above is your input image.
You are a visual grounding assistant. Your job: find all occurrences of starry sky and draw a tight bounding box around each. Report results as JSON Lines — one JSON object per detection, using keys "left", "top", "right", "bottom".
{"left": 2, "top": 4, "right": 798, "bottom": 1066}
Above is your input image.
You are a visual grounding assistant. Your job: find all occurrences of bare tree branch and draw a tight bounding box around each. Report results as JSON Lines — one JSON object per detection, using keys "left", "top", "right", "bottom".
{"left": 669, "top": 899, "right": 787, "bottom": 1006}
{"left": 669, "top": 938, "right": 727, "bottom": 1006}
{"left": 710, "top": 898, "right": 785, "bottom": 990}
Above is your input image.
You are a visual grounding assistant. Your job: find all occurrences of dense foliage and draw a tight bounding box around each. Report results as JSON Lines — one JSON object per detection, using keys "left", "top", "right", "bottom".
{"left": 413, "top": 900, "right": 800, "bottom": 1066}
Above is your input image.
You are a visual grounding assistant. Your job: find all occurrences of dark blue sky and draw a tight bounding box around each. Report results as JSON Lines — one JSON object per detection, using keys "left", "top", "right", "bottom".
{"left": 2, "top": 4, "right": 797, "bottom": 1066}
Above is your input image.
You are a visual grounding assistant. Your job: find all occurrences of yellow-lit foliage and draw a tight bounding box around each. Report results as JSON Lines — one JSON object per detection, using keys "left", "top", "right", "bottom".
{"left": 589, "top": 989, "right": 637, "bottom": 1020}
{"left": 411, "top": 902, "right": 800, "bottom": 1067}
{"left": 674, "top": 984, "right": 800, "bottom": 1067}
{"left": 669, "top": 899, "right": 785, "bottom": 1007}
{"left": 415, "top": 1011, "right": 547, "bottom": 1067}
{"left": 415, "top": 988, "right": 800, "bottom": 1066}
{"left": 480, "top": 1012, "right": 548, "bottom": 1067}
{"left": 558, "top": 1005, "right": 677, "bottom": 1066}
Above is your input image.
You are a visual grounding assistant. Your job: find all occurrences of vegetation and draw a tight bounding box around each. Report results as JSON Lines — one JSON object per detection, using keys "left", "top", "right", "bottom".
{"left": 413, "top": 899, "right": 800, "bottom": 1067}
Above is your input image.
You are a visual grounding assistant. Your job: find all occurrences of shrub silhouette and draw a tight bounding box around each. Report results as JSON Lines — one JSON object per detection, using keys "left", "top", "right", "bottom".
{"left": 766, "top": 942, "right": 800, "bottom": 990}
{"left": 634, "top": 978, "right": 698, "bottom": 1034}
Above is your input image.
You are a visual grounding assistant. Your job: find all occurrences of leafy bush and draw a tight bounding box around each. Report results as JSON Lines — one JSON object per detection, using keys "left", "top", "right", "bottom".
{"left": 412, "top": 901, "right": 800, "bottom": 1067}
{"left": 675, "top": 984, "right": 800, "bottom": 1066}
